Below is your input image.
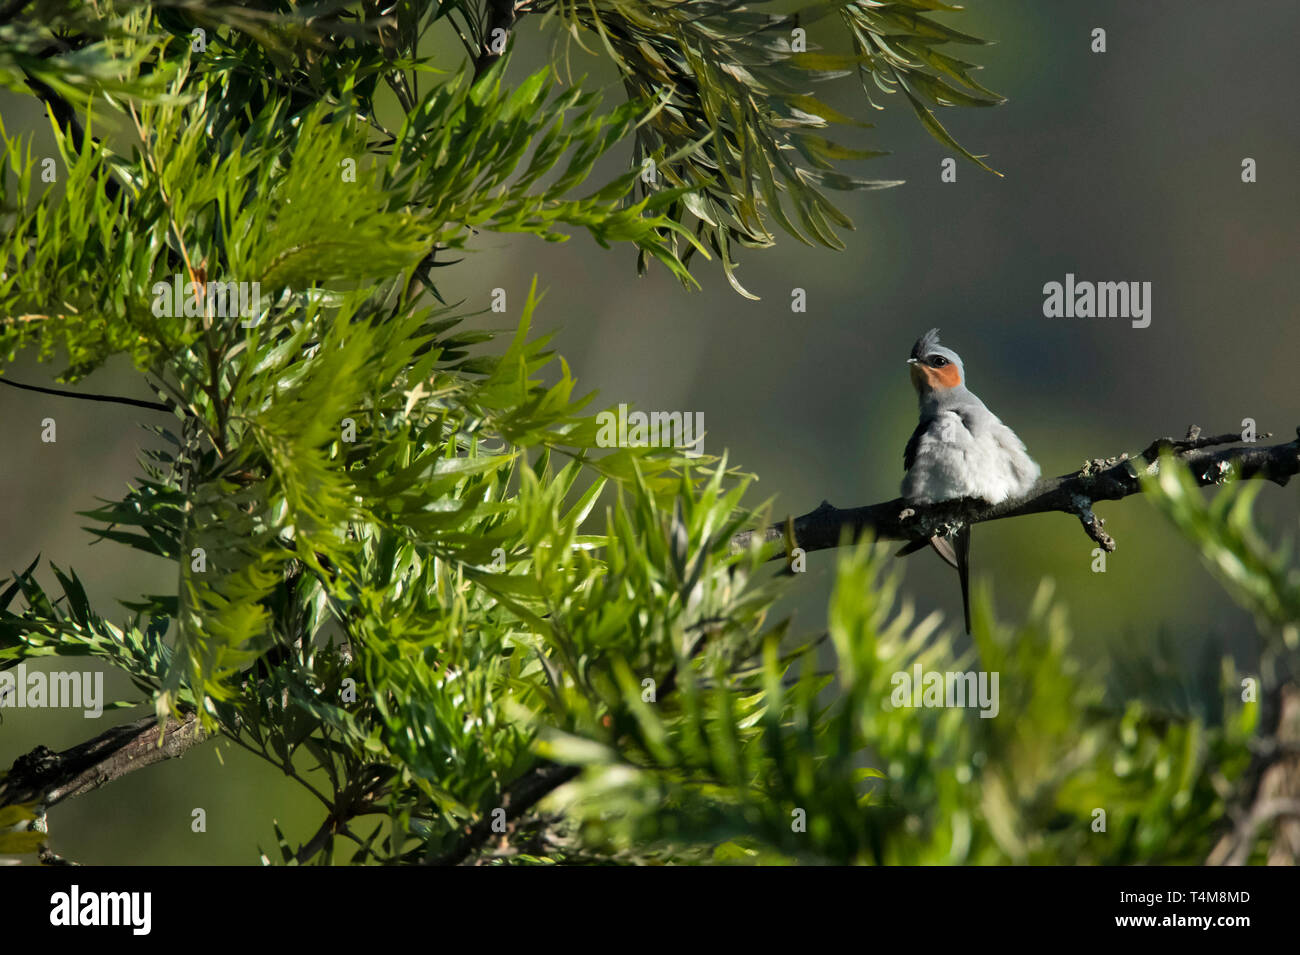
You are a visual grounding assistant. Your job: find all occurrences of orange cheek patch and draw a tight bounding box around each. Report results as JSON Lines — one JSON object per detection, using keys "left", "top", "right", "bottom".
{"left": 924, "top": 364, "right": 963, "bottom": 389}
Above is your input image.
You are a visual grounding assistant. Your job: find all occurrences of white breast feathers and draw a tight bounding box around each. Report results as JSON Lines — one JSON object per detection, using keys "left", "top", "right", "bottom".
{"left": 902, "top": 410, "right": 1040, "bottom": 505}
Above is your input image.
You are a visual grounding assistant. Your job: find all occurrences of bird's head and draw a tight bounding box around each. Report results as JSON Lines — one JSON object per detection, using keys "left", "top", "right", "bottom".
{"left": 907, "top": 327, "right": 964, "bottom": 393}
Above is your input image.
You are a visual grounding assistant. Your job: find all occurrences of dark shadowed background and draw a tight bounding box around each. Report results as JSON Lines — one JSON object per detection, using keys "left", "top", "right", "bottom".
{"left": 2, "top": 0, "right": 1297, "bottom": 862}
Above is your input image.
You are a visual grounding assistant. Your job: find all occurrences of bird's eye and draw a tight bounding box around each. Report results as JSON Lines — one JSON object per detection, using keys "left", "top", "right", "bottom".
{"left": 930, "top": 356, "right": 948, "bottom": 367}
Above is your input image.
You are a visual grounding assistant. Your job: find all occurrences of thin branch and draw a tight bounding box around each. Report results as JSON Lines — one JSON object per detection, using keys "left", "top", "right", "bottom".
{"left": 446, "top": 8, "right": 480, "bottom": 60}
{"left": 37, "top": 844, "right": 81, "bottom": 865}
{"left": 0, "top": 375, "right": 176, "bottom": 413}
{"left": 365, "top": 0, "right": 415, "bottom": 112}
{"left": 730, "top": 426, "right": 1300, "bottom": 559}
{"left": 125, "top": 102, "right": 198, "bottom": 288}
{"left": 125, "top": 104, "right": 230, "bottom": 453}
{"left": 291, "top": 764, "right": 394, "bottom": 864}
{"left": 221, "top": 731, "right": 335, "bottom": 812}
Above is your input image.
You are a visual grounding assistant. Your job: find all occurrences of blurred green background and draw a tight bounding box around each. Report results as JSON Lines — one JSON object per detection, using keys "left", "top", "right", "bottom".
{"left": 1, "top": 0, "right": 1297, "bottom": 863}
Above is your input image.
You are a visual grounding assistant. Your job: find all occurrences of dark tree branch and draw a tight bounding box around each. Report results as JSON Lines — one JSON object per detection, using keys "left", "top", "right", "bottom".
{"left": 730, "top": 427, "right": 1300, "bottom": 559}
{"left": 0, "top": 375, "right": 176, "bottom": 413}
{"left": 0, "top": 713, "right": 207, "bottom": 809}
{"left": 474, "top": 0, "right": 529, "bottom": 79}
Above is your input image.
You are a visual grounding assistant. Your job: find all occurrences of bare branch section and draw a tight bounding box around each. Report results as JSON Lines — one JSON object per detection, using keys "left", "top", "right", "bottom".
{"left": 731, "top": 427, "right": 1300, "bottom": 559}
{"left": 0, "top": 713, "right": 207, "bottom": 810}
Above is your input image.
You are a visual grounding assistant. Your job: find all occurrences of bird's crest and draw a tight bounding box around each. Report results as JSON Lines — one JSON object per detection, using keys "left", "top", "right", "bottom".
{"left": 911, "top": 327, "right": 942, "bottom": 361}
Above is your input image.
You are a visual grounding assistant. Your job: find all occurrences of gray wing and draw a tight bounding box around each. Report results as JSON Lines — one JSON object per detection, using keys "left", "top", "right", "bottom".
{"left": 903, "top": 417, "right": 931, "bottom": 472}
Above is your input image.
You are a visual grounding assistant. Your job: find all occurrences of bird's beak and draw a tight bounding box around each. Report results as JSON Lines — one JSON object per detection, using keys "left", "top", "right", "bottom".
{"left": 907, "top": 357, "right": 927, "bottom": 392}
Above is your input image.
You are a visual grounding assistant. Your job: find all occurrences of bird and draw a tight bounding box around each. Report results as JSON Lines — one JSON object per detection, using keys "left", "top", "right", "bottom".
{"left": 897, "top": 328, "right": 1040, "bottom": 633}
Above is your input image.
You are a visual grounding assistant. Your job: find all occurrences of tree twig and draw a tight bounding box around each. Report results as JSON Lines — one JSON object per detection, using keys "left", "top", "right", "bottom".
{"left": 0, "top": 375, "right": 176, "bottom": 412}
